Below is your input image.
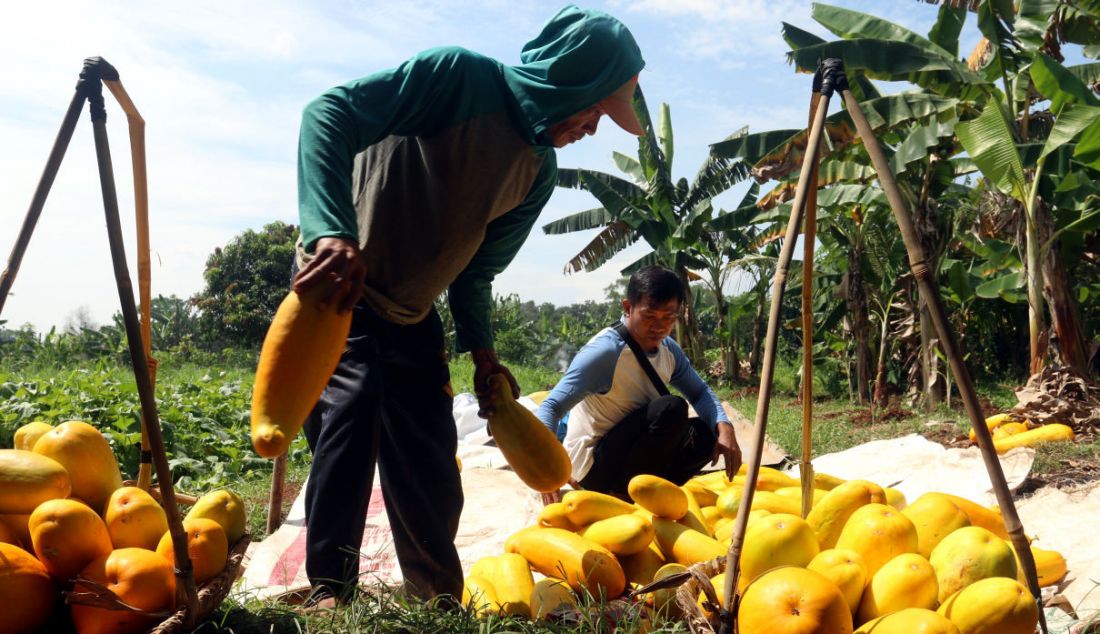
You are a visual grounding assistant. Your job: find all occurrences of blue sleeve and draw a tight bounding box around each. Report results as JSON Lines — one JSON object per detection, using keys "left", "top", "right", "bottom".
{"left": 536, "top": 330, "right": 623, "bottom": 436}
{"left": 667, "top": 337, "right": 729, "bottom": 430}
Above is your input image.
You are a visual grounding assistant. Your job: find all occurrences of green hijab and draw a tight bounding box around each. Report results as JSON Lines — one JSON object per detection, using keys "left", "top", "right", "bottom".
{"left": 501, "top": 5, "right": 645, "bottom": 142}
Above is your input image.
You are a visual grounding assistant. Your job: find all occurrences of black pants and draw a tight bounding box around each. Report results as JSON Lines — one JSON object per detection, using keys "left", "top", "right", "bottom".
{"left": 302, "top": 300, "right": 462, "bottom": 601}
{"left": 579, "top": 394, "right": 716, "bottom": 497}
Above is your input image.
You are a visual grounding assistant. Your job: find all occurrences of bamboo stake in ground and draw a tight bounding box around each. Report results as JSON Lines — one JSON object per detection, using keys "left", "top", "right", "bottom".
{"left": 800, "top": 90, "right": 822, "bottom": 520}
{"left": 267, "top": 451, "right": 288, "bottom": 533}
{"left": 103, "top": 78, "right": 156, "bottom": 493}
{"left": 718, "top": 63, "right": 836, "bottom": 634}
{"left": 84, "top": 57, "right": 200, "bottom": 627}
{"left": 835, "top": 62, "right": 1048, "bottom": 633}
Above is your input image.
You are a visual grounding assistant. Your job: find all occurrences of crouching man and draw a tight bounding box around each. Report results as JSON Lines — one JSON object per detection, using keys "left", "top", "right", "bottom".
{"left": 536, "top": 265, "right": 741, "bottom": 503}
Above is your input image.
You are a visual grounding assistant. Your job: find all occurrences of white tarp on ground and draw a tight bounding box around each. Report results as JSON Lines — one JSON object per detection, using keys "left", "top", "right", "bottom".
{"left": 238, "top": 407, "right": 1099, "bottom": 632}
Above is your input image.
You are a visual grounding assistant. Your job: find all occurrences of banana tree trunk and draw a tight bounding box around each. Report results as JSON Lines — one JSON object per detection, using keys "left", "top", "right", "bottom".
{"left": 919, "top": 300, "right": 944, "bottom": 410}
{"left": 873, "top": 305, "right": 891, "bottom": 405}
{"left": 716, "top": 293, "right": 739, "bottom": 383}
{"left": 847, "top": 242, "right": 873, "bottom": 404}
{"left": 1024, "top": 169, "right": 1048, "bottom": 375}
{"left": 1042, "top": 235, "right": 1089, "bottom": 377}
{"left": 676, "top": 266, "right": 706, "bottom": 366}
{"left": 749, "top": 281, "right": 766, "bottom": 374}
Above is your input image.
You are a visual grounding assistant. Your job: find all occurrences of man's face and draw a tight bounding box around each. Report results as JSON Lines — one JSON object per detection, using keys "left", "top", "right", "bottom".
{"left": 623, "top": 295, "right": 681, "bottom": 352}
{"left": 546, "top": 105, "right": 605, "bottom": 148}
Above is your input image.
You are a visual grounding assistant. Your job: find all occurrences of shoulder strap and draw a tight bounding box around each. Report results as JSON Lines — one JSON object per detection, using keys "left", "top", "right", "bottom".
{"left": 613, "top": 321, "right": 670, "bottom": 397}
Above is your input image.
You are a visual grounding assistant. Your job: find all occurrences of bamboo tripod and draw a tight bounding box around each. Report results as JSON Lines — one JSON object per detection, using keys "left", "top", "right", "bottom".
{"left": 711, "top": 60, "right": 1049, "bottom": 633}
{"left": 0, "top": 58, "right": 200, "bottom": 627}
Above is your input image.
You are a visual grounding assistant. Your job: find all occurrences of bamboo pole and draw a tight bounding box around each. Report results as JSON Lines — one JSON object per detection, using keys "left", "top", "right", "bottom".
{"left": 103, "top": 78, "right": 156, "bottom": 492}
{"left": 718, "top": 64, "right": 836, "bottom": 633}
{"left": 267, "top": 451, "right": 288, "bottom": 533}
{"left": 800, "top": 90, "right": 822, "bottom": 519}
{"left": 84, "top": 58, "right": 199, "bottom": 627}
{"left": 0, "top": 92, "right": 85, "bottom": 315}
{"left": 838, "top": 71, "right": 1048, "bottom": 633}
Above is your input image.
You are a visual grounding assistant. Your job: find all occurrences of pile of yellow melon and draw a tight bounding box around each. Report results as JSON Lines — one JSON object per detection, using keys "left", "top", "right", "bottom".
{"left": 970, "top": 413, "right": 1076, "bottom": 454}
{"left": 0, "top": 420, "right": 246, "bottom": 634}
{"left": 465, "top": 468, "right": 1066, "bottom": 634}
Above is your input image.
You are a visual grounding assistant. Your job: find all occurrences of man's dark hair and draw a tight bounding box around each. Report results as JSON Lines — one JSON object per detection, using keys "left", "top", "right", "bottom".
{"left": 626, "top": 265, "right": 685, "bottom": 306}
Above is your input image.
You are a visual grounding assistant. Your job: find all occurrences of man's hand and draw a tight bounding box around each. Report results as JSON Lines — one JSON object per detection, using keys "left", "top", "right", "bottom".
{"left": 292, "top": 237, "right": 367, "bottom": 313}
{"left": 472, "top": 348, "right": 520, "bottom": 418}
{"left": 711, "top": 422, "right": 742, "bottom": 480}
{"left": 540, "top": 479, "right": 581, "bottom": 506}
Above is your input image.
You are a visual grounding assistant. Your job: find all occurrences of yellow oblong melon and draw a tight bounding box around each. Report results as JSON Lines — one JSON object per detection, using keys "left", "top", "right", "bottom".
{"left": 486, "top": 375, "right": 572, "bottom": 492}
{"left": 581, "top": 513, "right": 654, "bottom": 556}
{"left": 562, "top": 490, "right": 635, "bottom": 526}
{"left": 32, "top": 421, "right": 121, "bottom": 514}
{"left": 504, "top": 526, "right": 625, "bottom": 598}
{"left": 628, "top": 474, "right": 688, "bottom": 520}
{"left": 857, "top": 552, "right": 939, "bottom": 623}
{"left": 930, "top": 526, "right": 1017, "bottom": 603}
{"left": 250, "top": 289, "right": 353, "bottom": 458}
{"left": 530, "top": 578, "right": 575, "bottom": 620}
{"left": 0, "top": 449, "right": 71, "bottom": 515}
{"left": 855, "top": 608, "right": 960, "bottom": 634}
{"left": 13, "top": 422, "right": 53, "bottom": 452}
{"left": 937, "top": 577, "right": 1038, "bottom": 634}
{"left": 993, "top": 423, "right": 1075, "bottom": 454}
{"left": 835, "top": 503, "right": 918, "bottom": 579}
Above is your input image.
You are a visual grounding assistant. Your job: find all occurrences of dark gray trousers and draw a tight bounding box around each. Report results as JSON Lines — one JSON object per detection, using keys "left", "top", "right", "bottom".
{"left": 302, "top": 300, "right": 463, "bottom": 601}
{"left": 579, "top": 394, "right": 716, "bottom": 497}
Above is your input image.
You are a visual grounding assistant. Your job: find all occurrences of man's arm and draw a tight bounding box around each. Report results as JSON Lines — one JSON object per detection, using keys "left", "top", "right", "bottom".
{"left": 447, "top": 149, "right": 557, "bottom": 355}
{"left": 535, "top": 330, "right": 622, "bottom": 436}
{"left": 448, "top": 150, "right": 557, "bottom": 413}
{"left": 667, "top": 337, "right": 740, "bottom": 477}
{"left": 667, "top": 338, "right": 729, "bottom": 429}
{"left": 297, "top": 54, "right": 462, "bottom": 252}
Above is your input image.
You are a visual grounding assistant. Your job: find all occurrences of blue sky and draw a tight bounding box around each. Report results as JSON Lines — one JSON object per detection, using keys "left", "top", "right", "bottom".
{"left": 0, "top": 0, "right": 962, "bottom": 331}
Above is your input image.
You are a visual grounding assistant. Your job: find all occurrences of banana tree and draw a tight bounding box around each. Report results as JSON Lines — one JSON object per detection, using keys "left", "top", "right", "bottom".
{"left": 545, "top": 87, "right": 753, "bottom": 364}
{"left": 957, "top": 51, "right": 1100, "bottom": 374}
{"left": 785, "top": 1, "right": 1100, "bottom": 379}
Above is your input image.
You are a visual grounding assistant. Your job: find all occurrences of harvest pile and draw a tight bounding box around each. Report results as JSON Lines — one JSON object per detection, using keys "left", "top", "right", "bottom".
{"left": 0, "top": 420, "right": 246, "bottom": 634}
{"left": 968, "top": 412, "right": 1076, "bottom": 454}
{"left": 464, "top": 468, "right": 1067, "bottom": 633}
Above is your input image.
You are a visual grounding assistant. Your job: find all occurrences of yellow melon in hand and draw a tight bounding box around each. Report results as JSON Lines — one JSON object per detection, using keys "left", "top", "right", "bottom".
{"left": 184, "top": 489, "right": 247, "bottom": 544}
{"left": 738, "top": 566, "right": 853, "bottom": 634}
{"left": 807, "top": 548, "right": 867, "bottom": 615}
{"left": 929, "top": 526, "right": 1016, "bottom": 603}
{"left": 937, "top": 577, "right": 1038, "bottom": 634}
{"left": 32, "top": 421, "right": 122, "bottom": 513}
{"left": 0, "top": 542, "right": 56, "bottom": 634}
{"left": 835, "top": 503, "right": 918, "bottom": 579}
{"left": 104, "top": 487, "right": 168, "bottom": 551}
{"left": 156, "top": 518, "right": 228, "bottom": 584}
{"left": 28, "top": 498, "right": 113, "bottom": 583}
{"left": 857, "top": 552, "right": 939, "bottom": 623}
